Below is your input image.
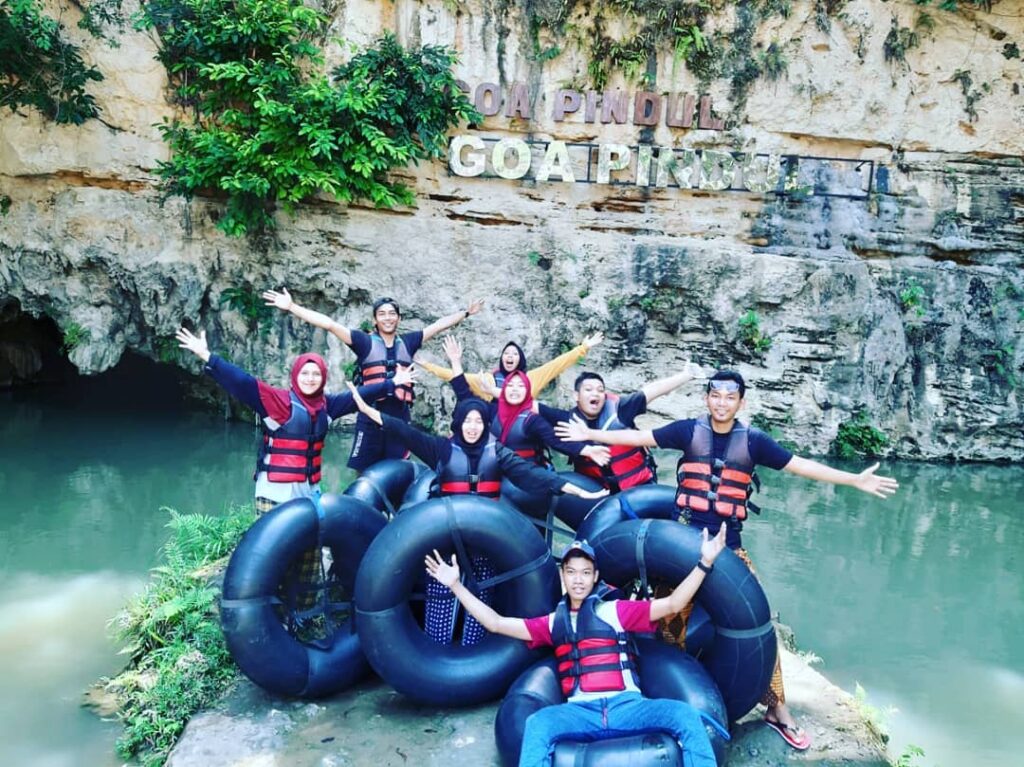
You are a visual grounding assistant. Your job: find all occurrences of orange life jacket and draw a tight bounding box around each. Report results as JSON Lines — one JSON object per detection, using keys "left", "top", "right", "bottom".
{"left": 570, "top": 394, "right": 655, "bottom": 491}
{"left": 551, "top": 594, "right": 640, "bottom": 699}
{"left": 675, "top": 415, "right": 757, "bottom": 521}
{"left": 358, "top": 334, "right": 414, "bottom": 403}
{"left": 256, "top": 392, "right": 329, "bottom": 484}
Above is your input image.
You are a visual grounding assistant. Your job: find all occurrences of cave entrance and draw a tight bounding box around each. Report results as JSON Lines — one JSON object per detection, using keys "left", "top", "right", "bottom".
{"left": 0, "top": 299, "right": 191, "bottom": 411}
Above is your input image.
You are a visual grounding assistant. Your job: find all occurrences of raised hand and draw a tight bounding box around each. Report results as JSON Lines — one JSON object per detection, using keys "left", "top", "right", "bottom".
{"left": 262, "top": 287, "right": 293, "bottom": 311}
{"left": 393, "top": 364, "right": 417, "bottom": 388}
{"left": 700, "top": 522, "right": 728, "bottom": 566}
{"left": 582, "top": 331, "right": 604, "bottom": 349}
{"left": 580, "top": 444, "right": 611, "bottom": 466}
{"left": 467, "top": 298, "right": 486, "bottom": 316}
{"left": 442, "top": 335, "right": 463, "bottom": 366}
{"left": 853, "top": 463, "right": 899, "bottom": 498}
{"left": 681, "top": 359, "right": 704, "bottom": 380}
{"left": 175, "top": 327, "right": 211, "bottom": 363}
{"left": 555, "top": 415, "right": 591, "bottom": 443}
{"left": 346, "top": 381, "right": 372, "bottom": 415}
{"left": 425, "top": 549, "right": 460, "bottom": 587}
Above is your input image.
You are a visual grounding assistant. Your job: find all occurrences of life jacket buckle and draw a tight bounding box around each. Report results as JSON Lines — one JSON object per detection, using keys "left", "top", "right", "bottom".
{"left": 712, "top": 458, "right": 726, "bottom": 470}
{"left": 709, "top": 474, "right": 721, "bottom": 486}
{"left": 706, "top": 491, "right": 719, "bottom": 501}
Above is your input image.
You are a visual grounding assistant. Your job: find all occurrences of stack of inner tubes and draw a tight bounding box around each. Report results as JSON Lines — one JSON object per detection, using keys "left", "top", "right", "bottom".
{"left": 354, "top": 494, "right": 561, "bottom": 706}
{"left": 220, "top": 466, "right": 773, "bottom": 765}
{"left": 220, "top": 493, "right": 386, "bottom": 697}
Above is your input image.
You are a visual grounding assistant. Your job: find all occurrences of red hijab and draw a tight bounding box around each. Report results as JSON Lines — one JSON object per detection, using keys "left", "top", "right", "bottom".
{"left": 496, "top": 370, "right": 533, "bottom": 442}
{"left": 289, "top": 353, "right": 328, "bottom": 414}
{"left": 257, "top": 353, "right": 328, "bottom": 421}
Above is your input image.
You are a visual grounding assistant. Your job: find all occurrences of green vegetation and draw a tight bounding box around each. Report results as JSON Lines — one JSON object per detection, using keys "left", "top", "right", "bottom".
{"left": 981, "top": 342, "right": 1018, "bottom": 387}
{"left": 813, "top": 0, "right": 847, "bottom": 34}
{"left": 952, "top": 68, "right": 988, "bottom": 122}
{"left": 749, "top": 412, "right": 800, "bottom": 453}
{"left": 219, "top": 285, "right": 274, "bottom": 331}
{"left": 851, "top": 682, "right": 896, "bottom": 742}
{"left": 524, "top": 0, "right": 801, "bottom": 111}
{"left": 899, "top": 277, "right": 926, "bottom": 317}
{"left": 833, "top": 410, "right": 889, "bottom": 458}
{"left": 883, "top": 15, "right": 923, "bottom": 67}
{"left": 62, "top": 321, "right": 91, "bottom": 352}
{"left": 0, "top": 193, "right": 11, "bottom": 216}
{"left": 107, "top": 506, "right": 254, "bottom": 766}
{"left": 607, "top": 295, "right": 627, "bottom": 313}
{"left": 738, "top": 309, "right": 773, "bottom": 354}
{"left": 0, "top": 0, "right": 120, "bottom": 123}
{"left": 894, "top": 744, "right": 926, "bottom": 767}
{"left": 757, "top": 42, "right": 789, "bottom": 81}
{"left": 154, "top": 336, "right": 180, "bottom": 364}
{"left": 136, "top": 1, "right": 478, "bottom": 236}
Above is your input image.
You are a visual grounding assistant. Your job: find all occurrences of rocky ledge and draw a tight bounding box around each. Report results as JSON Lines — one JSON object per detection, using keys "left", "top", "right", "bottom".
{"left": 161, "top": 645, "right": 890, "bottom": 767}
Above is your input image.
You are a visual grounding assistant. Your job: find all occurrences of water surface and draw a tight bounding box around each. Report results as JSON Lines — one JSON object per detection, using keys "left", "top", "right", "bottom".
{"left": 1, "top": 384, "right": 1020, "bottom": 767}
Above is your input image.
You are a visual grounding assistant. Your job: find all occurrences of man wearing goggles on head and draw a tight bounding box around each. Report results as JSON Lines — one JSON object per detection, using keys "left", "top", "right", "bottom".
{"left": 556, "top": 368, "right": 899, "bottom": 752}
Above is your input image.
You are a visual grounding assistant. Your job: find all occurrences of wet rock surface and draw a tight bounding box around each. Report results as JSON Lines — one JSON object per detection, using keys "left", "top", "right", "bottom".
{"left": 167, "top": 647, "right": 890, "bottom": 767}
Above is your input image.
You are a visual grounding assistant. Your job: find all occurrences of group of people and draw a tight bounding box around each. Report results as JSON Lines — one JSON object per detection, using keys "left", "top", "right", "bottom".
{"left": 176, "top": 289, "right": 899, "bottom": 766}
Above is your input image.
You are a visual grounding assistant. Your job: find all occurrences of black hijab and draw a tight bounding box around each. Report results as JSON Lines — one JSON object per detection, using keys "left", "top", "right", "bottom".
{"left": 495, "top": 341, "right": 528, "bottom": 376}
{"left": 450, "top": 398, "right": 491, "bottom": 466}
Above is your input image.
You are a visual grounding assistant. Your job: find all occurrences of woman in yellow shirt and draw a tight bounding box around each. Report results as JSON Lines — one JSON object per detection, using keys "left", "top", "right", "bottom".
{"left": 417, "top": 332, "right": 604, "bottom": 401}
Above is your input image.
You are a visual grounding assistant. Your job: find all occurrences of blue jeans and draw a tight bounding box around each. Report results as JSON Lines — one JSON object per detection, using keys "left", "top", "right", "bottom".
{"left": 518, "top": 692, "right": 720, "bottom": 767}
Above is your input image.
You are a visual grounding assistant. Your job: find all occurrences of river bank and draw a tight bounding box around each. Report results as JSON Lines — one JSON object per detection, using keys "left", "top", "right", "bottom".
{"left": 160, "top": 643, "right": 891, "bottom": 767}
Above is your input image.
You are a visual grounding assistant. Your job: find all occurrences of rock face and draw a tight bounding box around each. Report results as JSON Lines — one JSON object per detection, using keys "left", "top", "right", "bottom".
{"left": 1, "top": 0, "right": 1022, "bottom": 460}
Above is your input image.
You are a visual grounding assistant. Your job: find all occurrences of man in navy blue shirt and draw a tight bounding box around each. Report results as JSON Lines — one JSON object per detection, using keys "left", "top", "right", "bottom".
{"left": 538, "top": 366, "right": 701, "bottom": 493}
{"left": 264, "top": 288, "right": 484, "bottom": 470}
{"left": 556, "top": 369, "right": 899, "bottom": 751}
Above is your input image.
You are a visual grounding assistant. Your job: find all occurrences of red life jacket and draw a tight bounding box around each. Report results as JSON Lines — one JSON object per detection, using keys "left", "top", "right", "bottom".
{"left": 570, "top": 394, "right": 655, "bottom": 491}
{"left": 550, "top": 594, "right": 640, "bottom": 699}
{"left": 490, "top": 410, "right": 548, "bottom": 465}
{"left": 675, "top": 415, "right": 756, "bottom": 521}
{"left": 437, "top": 435, "right": 502, "bottom": 497}
{"left": 359, "top": 334, "right": 414, "bottom": 403}
{"left": 256, "top": 392, "right": 330, "bottom": 484}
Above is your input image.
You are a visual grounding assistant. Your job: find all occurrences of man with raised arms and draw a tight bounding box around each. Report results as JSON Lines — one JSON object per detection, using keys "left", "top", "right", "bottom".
{"left": 556, "top": 369, "right": 899, "bottom": 750}
{"left": 538, "top": 364, "right": 702, "bottom": 493}
{"left": 264, "top": 288, "right": 484, "bottom": 471}
{"left": 425, "top": 529, "right": 729, "bottom": 767}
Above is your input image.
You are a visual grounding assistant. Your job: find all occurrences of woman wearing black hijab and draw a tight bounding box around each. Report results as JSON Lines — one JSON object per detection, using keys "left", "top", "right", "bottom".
{"left": 347, "top": 384, "right": 606, "bottom": 644}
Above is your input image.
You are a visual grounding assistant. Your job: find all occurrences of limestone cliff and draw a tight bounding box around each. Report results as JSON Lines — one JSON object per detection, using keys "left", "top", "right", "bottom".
{"left": 1, "top": 0, "right": 1021, "bottom": 460}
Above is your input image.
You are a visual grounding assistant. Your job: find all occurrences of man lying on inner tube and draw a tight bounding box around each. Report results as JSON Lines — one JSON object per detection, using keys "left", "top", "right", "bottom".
{"left": 556, "top": 368, "right": 900, "bottom": 751}
{"left": 425, "top": 529, "right": 729, "bottom": 767}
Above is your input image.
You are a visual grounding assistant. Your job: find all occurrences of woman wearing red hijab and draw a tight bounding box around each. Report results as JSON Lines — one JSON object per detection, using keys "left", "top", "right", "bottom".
{"left": 442, "top": 336, "right": 610, "bottom": 470}
{"left": 176, "top": 327, "right": 410, "bottom": 512}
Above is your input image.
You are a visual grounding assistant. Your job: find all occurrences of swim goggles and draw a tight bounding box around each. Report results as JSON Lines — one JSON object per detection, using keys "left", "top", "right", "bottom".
{"left": 707, "top": 380, "right": 741, "bottom": 393}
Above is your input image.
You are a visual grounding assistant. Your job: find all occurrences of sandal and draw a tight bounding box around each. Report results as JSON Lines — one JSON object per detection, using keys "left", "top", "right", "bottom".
{"left": 764, "top": 716, "right": 811, "bottom": 751}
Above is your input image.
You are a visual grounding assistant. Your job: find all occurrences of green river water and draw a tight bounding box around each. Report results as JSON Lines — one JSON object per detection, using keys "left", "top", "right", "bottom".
{"left": 0, "top": 371, "right": 1021, "bottom": 767}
